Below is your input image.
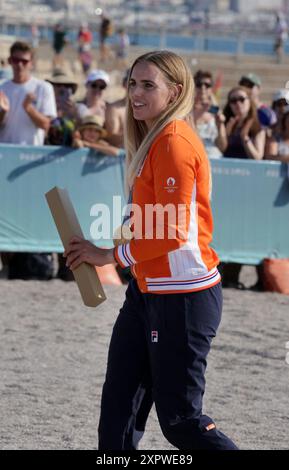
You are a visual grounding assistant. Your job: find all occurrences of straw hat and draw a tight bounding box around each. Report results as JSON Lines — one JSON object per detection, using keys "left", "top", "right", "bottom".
{"left": 46, "top": 71, "right": 78, "bottom": 94}
{"left": 78, "top": 115, "right": 107, "bottom": 138}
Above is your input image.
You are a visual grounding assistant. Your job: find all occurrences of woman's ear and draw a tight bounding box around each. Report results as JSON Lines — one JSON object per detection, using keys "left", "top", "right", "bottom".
{"left": 170, "top": 84, "right": 183, "bottom": 103}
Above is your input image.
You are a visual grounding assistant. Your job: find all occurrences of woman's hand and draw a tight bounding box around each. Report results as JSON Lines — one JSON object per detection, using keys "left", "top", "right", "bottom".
{"left": 226, "top": 116, "right": 239, "bottom": 135}
{"left": 240, "top": 118, "right": 253, "bottom": 141}
{"left": 63, "top": 236, "right": 115, "bottom": 270}
{"left": 215, "top": 111, "right": 225, "bottom": 128}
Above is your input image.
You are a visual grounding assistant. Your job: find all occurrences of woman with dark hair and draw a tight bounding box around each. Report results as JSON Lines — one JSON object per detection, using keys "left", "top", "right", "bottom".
{"left": 269, "top": 89, "right": 289, "bottom": 143}
{"left": 219, "top": 86, "right": 265, "bottom": 290}
{"left": 267, "top": 106, "right": 289, "bottom": 162}
{"left": 218, "top": 86, "right": 265, "bottom": 160}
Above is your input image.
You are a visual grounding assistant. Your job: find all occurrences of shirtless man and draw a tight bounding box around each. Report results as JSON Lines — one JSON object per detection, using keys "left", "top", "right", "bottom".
{"left": 105, "top": 70, "right": 128, "bottom": 148}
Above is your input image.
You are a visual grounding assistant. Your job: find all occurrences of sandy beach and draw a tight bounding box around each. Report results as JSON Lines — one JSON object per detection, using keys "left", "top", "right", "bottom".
{"left": 0, "top": 266, "right": 289, "bottom": 450}
{"left": 1, "top": 27, "right": 289, "bottom": 453}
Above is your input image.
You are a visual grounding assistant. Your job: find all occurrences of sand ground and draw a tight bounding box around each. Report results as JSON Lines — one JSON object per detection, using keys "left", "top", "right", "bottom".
{"left": 0, "top": 266, "right": 289, "bottom": 450}
{"left": 1, "top": 38, "right": 289, "bottom": 451}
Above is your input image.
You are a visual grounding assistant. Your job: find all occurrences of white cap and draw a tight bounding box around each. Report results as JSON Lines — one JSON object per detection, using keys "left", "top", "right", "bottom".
{"left": 85, "top": 69, "right": 110, "bottom": 86}
{"left": 273, "top": 89, "right": 289, "bottom": 103}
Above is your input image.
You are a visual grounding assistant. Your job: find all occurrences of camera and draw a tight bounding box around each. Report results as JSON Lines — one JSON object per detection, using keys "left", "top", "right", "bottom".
{"left": 208, "top": 105, "right": 219, "bottom": 114}
{"left": 59, "top": 87, "right": 72, "bottom": 103}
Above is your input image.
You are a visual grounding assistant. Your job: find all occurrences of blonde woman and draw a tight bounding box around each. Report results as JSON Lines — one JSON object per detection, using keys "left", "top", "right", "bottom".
{"left": 64, "top": 50, "right": 238, "bottom": 450}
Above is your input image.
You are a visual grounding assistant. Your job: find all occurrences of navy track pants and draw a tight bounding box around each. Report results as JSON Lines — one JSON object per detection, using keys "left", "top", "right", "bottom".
{"left": 98, "top": 279, "right": 238, "bottom": 450}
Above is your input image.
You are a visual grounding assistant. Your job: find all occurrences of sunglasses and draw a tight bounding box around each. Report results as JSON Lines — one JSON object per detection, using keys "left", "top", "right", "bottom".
{"left": 195, "top": 81, "right": 212, "bottom": 89}
{"left": 10, "top": 57, "right": 31, "bottom": 65}
{"left": 89, "top": 82, "right": 106, "bottom": 90}
{"left": 229, "top": 96, "right": 248, "bottom": 105}
{"left": 275, "top": 100, "right": 288, "bottom": 107}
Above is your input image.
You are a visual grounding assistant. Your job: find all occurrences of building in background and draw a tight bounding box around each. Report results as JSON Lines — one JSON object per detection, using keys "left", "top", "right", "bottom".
{"left": 228, "top": 0, "right": 283, "bottom": 12}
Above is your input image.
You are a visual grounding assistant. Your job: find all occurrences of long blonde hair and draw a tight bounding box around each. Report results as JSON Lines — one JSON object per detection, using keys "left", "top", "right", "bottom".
{"left": 125, "top": 50, "right": 195, "bottom": 190}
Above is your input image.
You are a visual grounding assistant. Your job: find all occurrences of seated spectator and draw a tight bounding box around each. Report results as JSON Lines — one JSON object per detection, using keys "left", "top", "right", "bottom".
{"left": 105, "top": 69, "right": 128, "bottom": 148}
{"left": 73, "top": 115, "right": 125, "bottom": 157}
{"left": 192, "top": 69, "right": 224, "bottom": 159}
{"left": 264, "top": 88, "right": 289, "bottom": 155}
{"left": 219, "top": 86, "right": 265, "bottom": 290}
{"left": 75, "top": 69, "right": 110, "bottom": 125}
{"left": 271, "top": 89, "right": 289, "bottom": 139}
{"left": 266, "top": 106, "right": 289, "bottom": 162}
{"left": 219, "top": 86, "right": 265, "bottom": 160}
{"left": 45, "top": 70, "right": 79, "bottom": 146}
{"left": 239, "top": 73, "right": 277, "bottom": 129}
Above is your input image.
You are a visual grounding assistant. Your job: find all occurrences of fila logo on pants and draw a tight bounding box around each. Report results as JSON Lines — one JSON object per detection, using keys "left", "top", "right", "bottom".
{"left": 151, "top": 331, "right": 158, "bottom": 343}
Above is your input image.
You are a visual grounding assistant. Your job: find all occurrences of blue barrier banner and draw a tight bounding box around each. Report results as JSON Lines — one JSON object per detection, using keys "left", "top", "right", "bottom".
{"left": 0, "top": 145, "right": 126, "bottom": 252}
{"left": 0, "top": 145, "right": 289, "bottom": 264}
{"left": 211, "top": 159, "right": 289, "bottom": 263}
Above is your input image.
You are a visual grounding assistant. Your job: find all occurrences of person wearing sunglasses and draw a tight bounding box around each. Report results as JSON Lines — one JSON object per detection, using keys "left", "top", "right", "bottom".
{"left": 266, "top": 103, "right": 289, "bottom": 163}
{"left": 192, "top": 69, "right": 224, "bottom": 159}
{"left": 239, "top": 73, "right": 277, "bottom": 130}
{"left": 0, "top": 41, "right": 56, "bottom": 145}
{"left": 218, "top": 86, "right": 265, "bottom": 290}
{"left": 0, "top": 41, "right": 57, "bottom": 282}
{"left": 75, "top": 69, "right": 110, "bottom": 126}
{"left": 218, "top": 86, "right": 265, "bottom": 160}
{"left": 269, "top": 89, "right": 289, "bottom": 143}
{"left": 45, "top": 71, "right": 79, "bottom": 147}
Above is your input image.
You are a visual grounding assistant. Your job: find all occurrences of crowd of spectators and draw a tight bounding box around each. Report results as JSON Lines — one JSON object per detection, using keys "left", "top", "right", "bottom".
{"left": 0, "top": 38, "right": 288, "bottom": 288}
{"left": 190, "top": 68, "right": 289, "bottom": 291}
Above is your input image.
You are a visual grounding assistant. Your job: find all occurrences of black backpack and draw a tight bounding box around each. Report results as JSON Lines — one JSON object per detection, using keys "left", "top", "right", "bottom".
{"left": 8, "top": 253, "right": 53, "bottom": 280}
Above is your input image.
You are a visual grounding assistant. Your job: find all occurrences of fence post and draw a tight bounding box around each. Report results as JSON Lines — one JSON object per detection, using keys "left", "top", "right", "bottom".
{"left": 235, "top": 31, "right": 244, "bottom": 63}
{"left": 159, "top": 25, "right": 166, "bottom": 49}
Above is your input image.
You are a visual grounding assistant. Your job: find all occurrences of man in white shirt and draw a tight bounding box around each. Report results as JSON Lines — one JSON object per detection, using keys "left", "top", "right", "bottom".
{"left": 0, "top": 41, "right": 57, "bottom": 280}
{"left": 0, "top": 41, "right": 57, "bottom": 145}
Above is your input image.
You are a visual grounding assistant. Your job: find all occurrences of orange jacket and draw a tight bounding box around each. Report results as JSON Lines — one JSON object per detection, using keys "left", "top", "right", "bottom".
{"left": 114, "top": 120, "right": 220, "bottom": 294}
